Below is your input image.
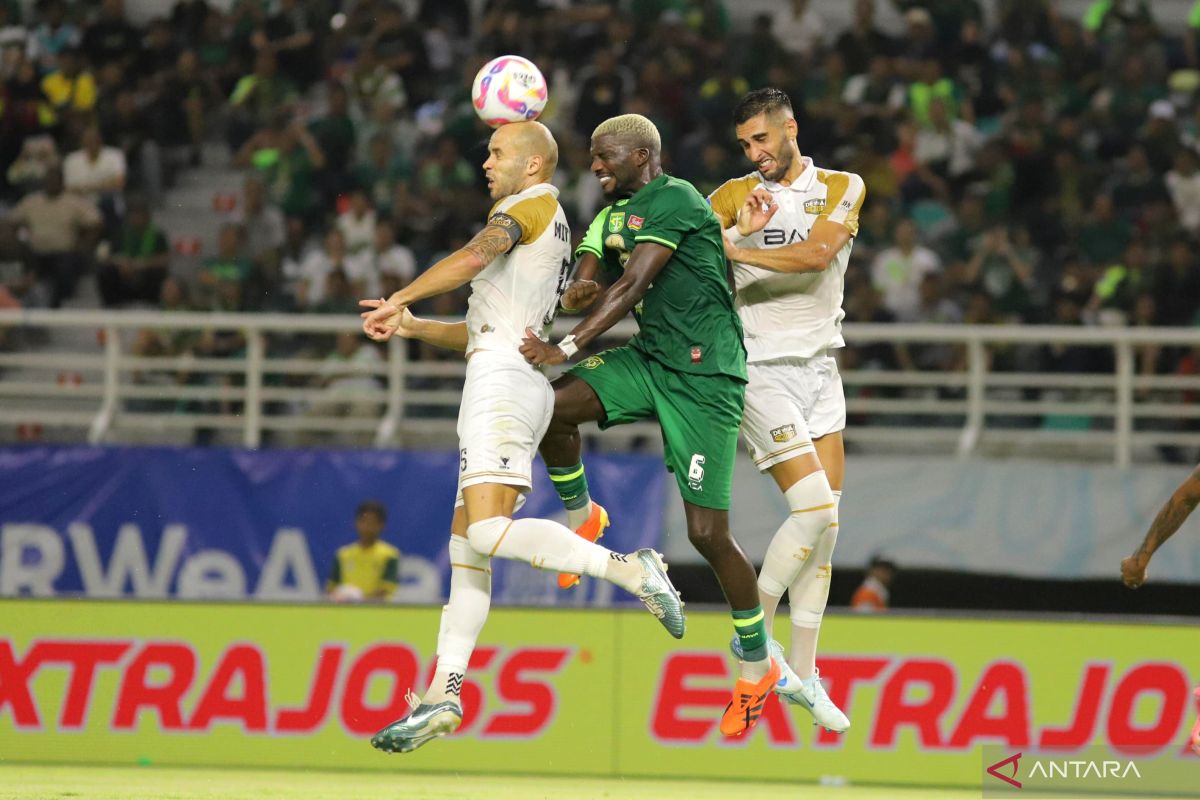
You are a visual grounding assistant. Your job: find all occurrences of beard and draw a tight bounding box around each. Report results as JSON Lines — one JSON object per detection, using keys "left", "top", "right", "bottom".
{"left": 759, "top": 149, "right": 793, "bottom": 183}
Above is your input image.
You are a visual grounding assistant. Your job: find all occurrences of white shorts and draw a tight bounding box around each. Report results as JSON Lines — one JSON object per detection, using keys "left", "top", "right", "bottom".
{"left": 741, "top": 354, "right": 845, "bottom": 473}
{"left": 454, "top": 350, "right": 553, "bottom": 505}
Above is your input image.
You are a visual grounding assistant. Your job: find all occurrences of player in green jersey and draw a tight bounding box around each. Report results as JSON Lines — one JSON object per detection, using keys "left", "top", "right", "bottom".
{"left": 519, "top": 114, "right": 778, "bottom": 737}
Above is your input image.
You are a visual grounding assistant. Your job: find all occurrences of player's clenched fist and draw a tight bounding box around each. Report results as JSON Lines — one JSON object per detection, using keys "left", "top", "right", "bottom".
{"left": 519, "top": 327, "right": 567, "bottom": 366}
{"left": 561, "top": 279, "right": 600, "bottom": 313}
{"left": 1120, "top": 553, "right": 1148, "bottom": 589}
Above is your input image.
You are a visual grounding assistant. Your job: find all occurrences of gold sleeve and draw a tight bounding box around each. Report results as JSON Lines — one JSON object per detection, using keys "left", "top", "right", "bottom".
{"left": 497, "top": 192, "right": 560, "bottom": 244}
{"left": 707, "top": 175, "right": 757, "bottom": 227}
{"left": 816, "top": 171, "right": 866, "bottom": 237}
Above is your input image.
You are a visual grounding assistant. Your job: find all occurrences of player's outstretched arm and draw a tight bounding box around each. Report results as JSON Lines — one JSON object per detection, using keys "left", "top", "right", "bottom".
{"left": 398, "top": 222, "right": 516, "bottom": 307}
{"left": 358, "top": 301, "right": 468, "bottom": 351}
{"left": 361, "top": 221, "right": 518, "bottom": 341}
{"left": 520, "top": 242, "right": 672, "bottom": 365}
{"left": 727, "top": 217, "right": 851, "bottom": 274}
{"left": 1122, "top": 464, "right": 1200, "bottom": 588}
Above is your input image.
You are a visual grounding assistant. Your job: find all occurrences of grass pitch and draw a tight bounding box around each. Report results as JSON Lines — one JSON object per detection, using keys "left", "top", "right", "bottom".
{"left": 0, "top": 765, "right": 993, "bottom": 800}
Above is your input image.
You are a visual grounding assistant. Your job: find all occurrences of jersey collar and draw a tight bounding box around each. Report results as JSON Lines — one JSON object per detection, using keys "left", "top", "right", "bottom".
{"left": 762, "top": 156, "right": 816, "bottom": 193}
{"left": 615, "top": 173, "right": 669, "bottom": 206}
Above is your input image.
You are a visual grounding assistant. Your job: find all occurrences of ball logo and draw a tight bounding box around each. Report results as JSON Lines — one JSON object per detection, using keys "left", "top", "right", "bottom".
{"left": 473, "top": 55, "right": 548, "bottom": 125}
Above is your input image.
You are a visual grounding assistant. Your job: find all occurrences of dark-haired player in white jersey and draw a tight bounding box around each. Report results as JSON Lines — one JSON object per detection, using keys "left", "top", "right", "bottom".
{"left": 707, "top": 88, "right": 865, "bottom": 734}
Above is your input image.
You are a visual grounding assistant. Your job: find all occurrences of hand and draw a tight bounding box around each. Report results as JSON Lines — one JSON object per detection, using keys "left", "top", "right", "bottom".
{"left": 721, "top": 230, "right": 741, "bottom": 262}
{"left": 561, "top": 280, "right": 600, "bottom": 313}
{"left": 359, "top": 297, "right": 404, "bottom": 342}
{"left": 736, "top": 188, "right": 778, "bottom": 236}
{"left": 519, "top": 327, "right": 566, "bottom": 366}
{"left": 1120, "top": 552, "right": 1148, "bottom": 589}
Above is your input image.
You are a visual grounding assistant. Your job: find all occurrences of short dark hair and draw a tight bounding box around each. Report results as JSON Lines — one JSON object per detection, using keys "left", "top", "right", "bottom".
{"left": 732, "top": 88, "right": 794, "bottom": 126}
{"left": 869, "top": 553, "right": 897, "bottom": 572}
{"left": 356, "top": 500, "right": 386, "bottom": 521}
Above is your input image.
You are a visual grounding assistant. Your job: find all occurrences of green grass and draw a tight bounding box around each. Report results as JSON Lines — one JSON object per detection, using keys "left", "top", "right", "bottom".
{"left": 0, "top": 765, "right": 992, "bottom": 800}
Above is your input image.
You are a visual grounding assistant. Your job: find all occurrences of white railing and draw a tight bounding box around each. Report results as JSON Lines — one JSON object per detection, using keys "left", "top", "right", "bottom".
{"left": 1, "top": 309, "right": 1199, "bottom": 465}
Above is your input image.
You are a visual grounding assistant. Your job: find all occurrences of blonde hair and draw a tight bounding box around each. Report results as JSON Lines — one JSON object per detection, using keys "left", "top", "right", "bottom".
{"left": 592, "top": 114, "right": 661, "bottom": 156}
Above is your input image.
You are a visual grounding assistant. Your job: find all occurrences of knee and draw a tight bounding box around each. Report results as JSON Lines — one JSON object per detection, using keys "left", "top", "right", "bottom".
{"left": 786, "top": 471, "right": 837, "bottom": 530}
{"left": 465, "top": 516, "right": 510, "bottom": 557}
{"left": 542, "top": 415, "right": 577, "bottom": 438}
{"left": 686, "top": 520, "right": 730, "bottom": 557}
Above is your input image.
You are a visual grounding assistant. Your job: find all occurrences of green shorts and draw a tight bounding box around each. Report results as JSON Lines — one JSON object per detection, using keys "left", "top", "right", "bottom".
{"left": 569, "top": 346, "right": 745, "bottom": 510}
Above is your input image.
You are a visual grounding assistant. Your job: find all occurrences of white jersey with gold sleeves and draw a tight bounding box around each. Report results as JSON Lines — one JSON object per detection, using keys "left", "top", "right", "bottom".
{"left": 709, "top": 158, "right": 865, "bottom": 362}
{"left": 466, "top": 182, "right": 572, "bottom": 355}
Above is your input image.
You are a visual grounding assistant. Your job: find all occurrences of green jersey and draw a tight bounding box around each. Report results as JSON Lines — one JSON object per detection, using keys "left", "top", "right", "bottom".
{"left": 576, "top": 174, "right": 747, "bottom": 381}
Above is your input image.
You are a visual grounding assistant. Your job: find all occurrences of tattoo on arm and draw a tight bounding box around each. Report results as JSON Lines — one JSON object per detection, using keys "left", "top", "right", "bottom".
{"left": 1139, "top": 467, "right": 1200, "bottom": 555}
{"left": 463, "top": 218, "right": 521, "bottom": 266}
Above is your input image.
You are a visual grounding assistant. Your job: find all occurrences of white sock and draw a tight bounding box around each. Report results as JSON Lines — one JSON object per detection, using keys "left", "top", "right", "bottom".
{"left": 758, "top": 471, "right": 835, "bottom": 638}
{"left": 426, "top": 536, "right": 491, "bottom": 705}
{"left": 741, "top": 657, "right": 771, "bottom": 682}
{"left": 789, "top": 490, "right": 840, "bottom": 679}
{"left": 566, "top": 500, "right": 593, "bottom": 531}
{"left": 466, "top": 515, "right": 625, "bottom": 586}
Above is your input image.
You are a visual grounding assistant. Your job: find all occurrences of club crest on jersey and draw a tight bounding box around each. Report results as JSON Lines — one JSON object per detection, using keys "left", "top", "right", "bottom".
{"left": 608, "top": 212, "right": 626, "bottom": 233}
{"left": 579, "top": 355, "right": 605, "bottom": 370}
{"left": 628, "top": 215, "right": 644, "bottom": 230}
{"left": 771, "top": 424, "right": 796, "bottom": 443}
{"left": 804, "top": 199, "right": 827, "bottom": 214}
{"left": 605, "top": 233, "right": 627, "bottom": 251}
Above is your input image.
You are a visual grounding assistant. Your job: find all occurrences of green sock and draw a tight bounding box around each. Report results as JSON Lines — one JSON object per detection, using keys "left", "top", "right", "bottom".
{"left": 732, "top": 606, "right": 768, "bottom": 662}
{"left": 548, "top": 462, "right": 591, "bottom": 510}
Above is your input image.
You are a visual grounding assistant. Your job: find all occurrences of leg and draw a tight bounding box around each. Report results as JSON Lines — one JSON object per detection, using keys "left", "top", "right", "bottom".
{"left": 539, "top": 373, "right": 606, "bottom": 465}
{"left": 759, "top": 451, "right": 835, "bottom": 637}
{"left": 540, "top": 373, "right": 606, "bottom": 529}
{"left": 458, "top": 354, "right": 680, "bottom": 633}
{"left": 424, "top": 507, "right": 489, "bottom": 705}
{"left": 372, "top": 507, "right": 480, "bottom": 753}
{"left": 739, "top": 357, "right": 837, "bottom": 637}
{"left": 813, "top": 431, "right": 845, "bottom": 492}
{"left": 651, "top": 364, "right": 779, "bottom": 735}
{"left": 539, "top": 374, "right": 611, "bottom": 585}
{"left": 683, "top": 502, "right": 760, "bottom": 611}
{"left": 775, "top": 358, "right": 852, "bottom": 733}
{"left": 789, "top": 431, "right": 845, "bottom": 677}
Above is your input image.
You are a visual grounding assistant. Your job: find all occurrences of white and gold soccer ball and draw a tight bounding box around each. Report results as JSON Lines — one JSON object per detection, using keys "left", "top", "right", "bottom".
{"left": 471, "top": 55, "right": 548, "bottom": 128}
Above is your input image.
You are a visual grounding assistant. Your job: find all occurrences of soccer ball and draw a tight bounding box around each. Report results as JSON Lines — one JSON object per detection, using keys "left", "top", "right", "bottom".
{"left": 471, "top": 55, "right": 548, "bottom": 127}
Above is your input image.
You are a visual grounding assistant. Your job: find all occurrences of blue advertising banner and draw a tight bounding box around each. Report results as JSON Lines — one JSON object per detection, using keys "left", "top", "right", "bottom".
{"left": 0, "top": 447, "right": 666, "bottom": 606}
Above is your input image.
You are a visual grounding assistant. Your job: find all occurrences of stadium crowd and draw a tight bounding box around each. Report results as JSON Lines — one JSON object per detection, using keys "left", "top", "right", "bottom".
{"left": 2, "top": 0, "right": 1200, "bottom": 387}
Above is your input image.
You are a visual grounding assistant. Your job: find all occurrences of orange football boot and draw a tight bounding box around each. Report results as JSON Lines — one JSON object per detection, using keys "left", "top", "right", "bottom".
{"left": 557, "top": 502, "right": 610, "bottom": 589}
{"left": 719, "top": 658, "right": 781, "bottom": 737}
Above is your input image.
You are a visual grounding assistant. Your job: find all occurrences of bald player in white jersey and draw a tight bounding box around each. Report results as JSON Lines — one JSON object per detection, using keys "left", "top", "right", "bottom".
{"left": 708, "top": 88, "right": 865, "bottom": 734}
{"left": 360, "top": 121, "right": 684, "bottom": 755}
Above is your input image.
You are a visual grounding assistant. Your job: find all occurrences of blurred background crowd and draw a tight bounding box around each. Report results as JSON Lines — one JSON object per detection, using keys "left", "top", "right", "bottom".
{"left": 2, "top": 0, "right": 1200, "bottom": 384}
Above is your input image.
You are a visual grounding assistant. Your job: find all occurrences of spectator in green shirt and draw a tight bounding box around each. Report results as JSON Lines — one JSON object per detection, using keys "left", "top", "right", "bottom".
{"left": 226, "top": 49, "right": 297, "bottom": 151}
{"left": 199, "top": 222, "right": 255, "bottom": 312}
{"left": 97, "top": 196, "right": 170, "bottom": 307}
